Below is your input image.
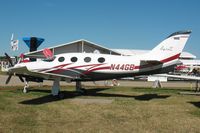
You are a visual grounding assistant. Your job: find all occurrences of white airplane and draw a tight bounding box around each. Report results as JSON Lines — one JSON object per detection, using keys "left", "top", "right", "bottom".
{"left": 5, "top": 31, "right": 191, "bottom": 96}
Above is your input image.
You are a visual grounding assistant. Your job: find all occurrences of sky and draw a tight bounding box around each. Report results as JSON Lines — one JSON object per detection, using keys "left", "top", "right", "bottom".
{"left": 0, "top": 0, "right": 200, "bottom": 58}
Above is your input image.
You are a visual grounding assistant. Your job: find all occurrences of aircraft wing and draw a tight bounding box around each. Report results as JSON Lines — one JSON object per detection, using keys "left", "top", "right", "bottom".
{"left": 155, "top": 74, "right": 200, "bottom": 80}
{"left": 9, "top": 66, "right": 74, "bottom": 80}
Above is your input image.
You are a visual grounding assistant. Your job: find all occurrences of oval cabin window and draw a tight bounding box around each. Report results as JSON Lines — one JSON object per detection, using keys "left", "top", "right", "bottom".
{"left": 58, "top": 57, "right": 65, "bottom": 62}
{"left": 71, "top": 57, "right": 78, "bottom": 62}
{"left": 84, "top": 57, "right": 91, "bottom": 63}
{"left": 98, "top": 57, "right": 105, "bottom": 63}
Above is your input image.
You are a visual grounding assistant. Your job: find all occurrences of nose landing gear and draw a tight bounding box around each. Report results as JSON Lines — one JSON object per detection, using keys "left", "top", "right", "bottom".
{"left": 23, "top": 81, "right": 29, "bottom": 93}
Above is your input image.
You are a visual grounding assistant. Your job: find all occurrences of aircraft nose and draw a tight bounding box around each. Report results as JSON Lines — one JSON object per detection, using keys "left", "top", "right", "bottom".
{"left": 14, "top": 63, "right": 24, "bottom": 68}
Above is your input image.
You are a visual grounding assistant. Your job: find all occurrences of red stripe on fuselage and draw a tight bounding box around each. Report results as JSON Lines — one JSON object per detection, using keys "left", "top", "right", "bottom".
{"left": 83, "top": 66, "right": 111, "bottom": 75}
{"left": 67, "top": 64, "right": 103, "bottom": 70}
{"left": 135, "top": 53, "right": 180, "bottom": 69}
{"left": 160, "top": 53, "right": 180, "bottom": 63}
{"left": 49, "top": 64, "right": 105, "bottom": 75}
{"left": 50, "top": 69, "right": 65, "bottom": 73}
{"left": 45, "top": 53, "right": 181, "bottom": 75}
{"left": 53, "top": 63, "right": 72, "bottom": 68}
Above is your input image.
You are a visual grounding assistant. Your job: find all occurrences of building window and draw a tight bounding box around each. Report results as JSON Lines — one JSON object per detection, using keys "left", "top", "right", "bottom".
{"left": 84, "top": 57, "right": 91, "bottom": 63}
{"left": 58, "top": 57, "right": 65, "bottom": 62}
{"left": 98, "top": 57, "right": 105, "bottom": 63}
{"left": 71, "top": 57, "right": 78, "bottom": 62}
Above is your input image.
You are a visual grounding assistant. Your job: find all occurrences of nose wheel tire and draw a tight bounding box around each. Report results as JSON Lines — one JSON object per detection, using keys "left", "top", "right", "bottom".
{"left": 23, "top": 87, "right": 27, "bottom": 93}
{"left": 23, "top": 81, "right": 29, "bottom": 93}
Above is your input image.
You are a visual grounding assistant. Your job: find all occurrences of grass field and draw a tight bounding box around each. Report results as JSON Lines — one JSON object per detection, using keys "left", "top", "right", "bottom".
{"left": 0, "top": 70, "right": 6, "bottom": 75}
{"left": 0, "top": 86, "right": 200, "bottom": 133}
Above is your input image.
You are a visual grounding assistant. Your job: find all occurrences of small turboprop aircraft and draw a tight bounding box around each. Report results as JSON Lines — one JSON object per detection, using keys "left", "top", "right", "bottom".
{"left": 5, "top": 31, "right": 191, "bottom": 96}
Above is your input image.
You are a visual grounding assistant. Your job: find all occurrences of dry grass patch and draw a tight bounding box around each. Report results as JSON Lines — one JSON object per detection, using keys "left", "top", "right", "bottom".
{"left": 0, "top": 86, "right": 200, "bottom": 133}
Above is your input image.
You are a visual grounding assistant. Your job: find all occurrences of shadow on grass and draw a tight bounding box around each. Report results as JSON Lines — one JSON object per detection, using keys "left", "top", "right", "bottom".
{"left": 188, "top": 102, "right": 200, "bottom": 108}
{"left": 134, "top": 94, "right": 170, "bottom": 101}
{"left": 19, "top": 88, "right": 170, "bottom": 105}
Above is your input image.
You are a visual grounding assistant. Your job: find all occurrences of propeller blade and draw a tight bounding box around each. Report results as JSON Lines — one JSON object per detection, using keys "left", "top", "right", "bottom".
{"left": 4, "top": 53, "right": 13, "bottom": 66}
{"left": 18, "top": 76, "right": 24, "bottom": 83}
{"left": 6, "top": 74, "right": 12, "bottom": 84}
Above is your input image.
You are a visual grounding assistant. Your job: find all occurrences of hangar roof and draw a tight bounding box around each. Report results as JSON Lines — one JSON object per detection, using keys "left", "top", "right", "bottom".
{"left": 24, "top": 39, "right": 121, "bottom": 58}
{"left": 24, "top": 39, "right": 196, "bottom": 60}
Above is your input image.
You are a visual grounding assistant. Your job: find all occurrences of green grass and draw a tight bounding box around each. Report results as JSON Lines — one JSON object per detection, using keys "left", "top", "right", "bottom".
{"left": 0, "top": 86, "right": 200, "bottom": 133}
{"left": 0, "top": 70, "right": 7, "bottom": 75}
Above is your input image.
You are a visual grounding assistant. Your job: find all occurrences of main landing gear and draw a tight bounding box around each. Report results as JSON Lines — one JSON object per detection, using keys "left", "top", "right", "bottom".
{"left": 22, "top": 78, "right": 87, "bottom": 97}
{"left": 51, "top": 78, "right": 64, "bottom": 99}
{"left": 51, "top": 80, "right": 86, "bottom": 98}
{"left": 76, "top": 81, "right": 87, "bottom": 94}
{"left": 52, "top": 78, "right": 60, "bottom": 96}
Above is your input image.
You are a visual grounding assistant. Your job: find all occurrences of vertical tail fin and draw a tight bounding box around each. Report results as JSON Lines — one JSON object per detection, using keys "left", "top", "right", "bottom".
{"left": 148, "top": 30, "right": 191, "bottom": 62}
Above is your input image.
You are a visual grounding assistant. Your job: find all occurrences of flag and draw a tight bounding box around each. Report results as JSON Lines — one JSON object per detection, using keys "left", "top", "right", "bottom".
{"left": 11, "top": 39, "right": 19, "bottom": 51}
{"left": 10, "top": 33, "right": 19, "bottom": 51}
